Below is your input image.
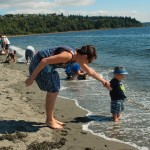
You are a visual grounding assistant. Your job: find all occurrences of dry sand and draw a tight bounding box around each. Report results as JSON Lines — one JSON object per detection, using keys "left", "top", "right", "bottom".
{"left": 0, "top": 55, "right": 138, "bottom": 150}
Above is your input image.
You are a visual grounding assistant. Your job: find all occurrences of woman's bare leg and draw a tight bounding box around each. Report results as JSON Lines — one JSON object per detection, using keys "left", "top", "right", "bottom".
{"left": 45, "top": 92, "right": 63, "bottom": 129}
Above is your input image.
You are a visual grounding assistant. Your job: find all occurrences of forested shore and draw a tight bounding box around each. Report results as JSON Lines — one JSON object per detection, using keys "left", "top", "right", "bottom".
{"left": 0, "top": 14, "right": 142, "bottom": 35}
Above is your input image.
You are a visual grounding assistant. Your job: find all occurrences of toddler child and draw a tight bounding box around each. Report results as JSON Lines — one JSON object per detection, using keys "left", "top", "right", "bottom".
{"left": 109, "top": 66, "right": 128, "bottom": 122}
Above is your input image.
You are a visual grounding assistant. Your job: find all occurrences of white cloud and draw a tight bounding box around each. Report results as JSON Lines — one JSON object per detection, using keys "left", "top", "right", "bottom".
{"left": 1, "top": 0, "right": 96, "bottom": 15}
{"left": 0, "top": 0, "right": 95, "bottom": 9}
{"left": 58, "top": 10, "right": 109, "bottom": 16}
{"left": 6, "top": 8, "right": 147, "bottom": 22}
{"left": 54, "top": 0, "right": 95, "bottom": 6}
{"left": 0, "top": 1, "right": 55, "bottom": 9}
{"left": 0, "top": 0, "right": 149, "bottom": 22}
{"left": 131, "top": 10, "right": 137, "bottom": 14}
{"left": 57, "top": 10, "right": 149, "bottom": 22}
{"left": 0, "top": 0, "right": 95, "bottom": 17}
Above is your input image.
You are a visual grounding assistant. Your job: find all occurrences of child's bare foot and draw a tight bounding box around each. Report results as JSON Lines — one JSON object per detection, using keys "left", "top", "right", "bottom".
{"left": 46, "top": 121, "right": 63, "bottom": 129}
{"left": 114, "top": 118, "right": 119, "bottom": 122}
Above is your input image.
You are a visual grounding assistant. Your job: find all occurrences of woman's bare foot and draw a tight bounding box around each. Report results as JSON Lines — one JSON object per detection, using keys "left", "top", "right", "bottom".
{"left": 54, "top": 119, "right": 65, "bottom": 126}
{"left": 46, "top": 121, "right": 63, "bottom": 129}
{"left": 46, "top": 118, "right": 65, "bottom": 126}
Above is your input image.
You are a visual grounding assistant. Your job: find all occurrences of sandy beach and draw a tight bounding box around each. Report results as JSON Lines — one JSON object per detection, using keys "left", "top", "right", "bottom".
{"left": 0, "top": 54, "right": 138, "bottom": 150}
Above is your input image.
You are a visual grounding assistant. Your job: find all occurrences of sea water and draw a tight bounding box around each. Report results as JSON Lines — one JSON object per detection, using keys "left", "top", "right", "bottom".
{"left": 9, "top": 26, "right": 150, "bottom": 149}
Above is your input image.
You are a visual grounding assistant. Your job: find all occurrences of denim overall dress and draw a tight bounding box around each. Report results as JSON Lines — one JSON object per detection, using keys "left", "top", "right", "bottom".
{"left": 29, "top": 46, "right": 75, "bottom": 92}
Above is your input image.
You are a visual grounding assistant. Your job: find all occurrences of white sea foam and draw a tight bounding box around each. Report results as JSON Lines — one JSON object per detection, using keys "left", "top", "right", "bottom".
{"left": 9, "top": 45, "right": 25, "bottom": 56}
{"left": 82, "top": 122, "right": 149, "bottom": 150}
{"left": 58, "top": 94, "right": 149, "bottom": 150}
{"left": 60, "top": 86, "right": 68, "bottom": 91}
{"left": 58, "top": 95, "right": 91, "bottom": 114}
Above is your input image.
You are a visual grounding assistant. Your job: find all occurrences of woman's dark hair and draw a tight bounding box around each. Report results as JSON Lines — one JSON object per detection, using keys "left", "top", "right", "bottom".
{"left": 76, "top": 45, "right": 97, "bottom": 63}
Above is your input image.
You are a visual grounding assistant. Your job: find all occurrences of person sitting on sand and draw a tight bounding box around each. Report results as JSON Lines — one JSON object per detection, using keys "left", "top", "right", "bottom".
{"left": 65, "top": 62, "right": 87, "bottom": 80}
{"left": 25, "top": 45, "right": 110, "bottom": 129}
{"left": 109, "top": 66, "right": 128, "bottom": 122}
{"left": 2, "top": 49, "right": 16, "bottom": 63}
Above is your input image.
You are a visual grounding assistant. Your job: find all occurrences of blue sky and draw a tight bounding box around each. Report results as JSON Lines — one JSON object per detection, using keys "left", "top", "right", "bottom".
{"left": 0, "top": 0, "right": 150, "bottom": 22}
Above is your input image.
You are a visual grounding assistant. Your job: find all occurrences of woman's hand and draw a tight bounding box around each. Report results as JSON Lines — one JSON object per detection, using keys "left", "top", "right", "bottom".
{"left": 25, "top": 76, "right": 34, "bottom": 87}
{"left": 103, "top": 81, "right": 112, "bottom": 90}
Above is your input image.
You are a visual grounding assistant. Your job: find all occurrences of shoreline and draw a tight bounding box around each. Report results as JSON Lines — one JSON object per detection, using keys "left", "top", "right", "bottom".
{"left": 57, "top": 96, "right": 146, "bottom": 150}
{"left": 6, "top": 26, "right": 143, "bottom": 38}
{"left": 7, "top": 28, "right": 110, "bottom": 38}
{"left": 0, "top": 54, "right": 139, "bottom": 150}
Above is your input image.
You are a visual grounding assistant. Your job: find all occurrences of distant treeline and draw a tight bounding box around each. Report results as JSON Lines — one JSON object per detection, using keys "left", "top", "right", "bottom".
{"left": 0, "top": 14, "right": 142, "bottom": 35}
{"left": 142, "top": 22, "right": 150, "bottom": 26}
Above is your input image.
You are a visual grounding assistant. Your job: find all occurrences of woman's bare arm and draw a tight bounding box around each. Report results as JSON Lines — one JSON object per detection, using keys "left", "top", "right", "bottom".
{"left": 25, "top": 51, "right": 72, "bottom": 86}
{"left": 79, "top": 62, "right": 110, "bottom": 88}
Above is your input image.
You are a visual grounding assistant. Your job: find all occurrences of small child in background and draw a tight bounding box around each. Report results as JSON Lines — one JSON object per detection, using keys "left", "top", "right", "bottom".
{"left": 65, "top": 62, "right": 87, "bottom": 80}
{"left": 2, "top": 49, "right": 16, "bottom": 63}
{"left": 109, "top": 66, "right": 128, "bottom": 122}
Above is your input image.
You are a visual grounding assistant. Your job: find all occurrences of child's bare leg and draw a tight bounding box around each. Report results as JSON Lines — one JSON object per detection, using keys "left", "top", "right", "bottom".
{"left": 112, "top": 114, "right": 119, "bottom": 122}
{"left": 45, "top": 92, "right": 63, "bottom": 129}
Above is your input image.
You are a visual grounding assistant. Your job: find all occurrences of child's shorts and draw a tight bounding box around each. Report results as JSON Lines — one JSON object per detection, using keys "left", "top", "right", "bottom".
{"left": 111, "top": 100, "right": 124, "bottom": 114}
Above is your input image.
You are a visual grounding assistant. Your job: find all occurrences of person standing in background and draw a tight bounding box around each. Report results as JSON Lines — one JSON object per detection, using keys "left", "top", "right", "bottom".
{"left": 0, "top": 37, "right": 3, "bottom": 50}
{"left": 25, "top": 46, "right": 36, "bottom": 64}
{"left": 0, "top": 35, "right": 10, "bottom": 54}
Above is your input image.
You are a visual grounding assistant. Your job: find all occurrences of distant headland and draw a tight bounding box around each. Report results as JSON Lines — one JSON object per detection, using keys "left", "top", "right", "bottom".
{"left": 0, "top": 14, "right": 143, "bottom": 36}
